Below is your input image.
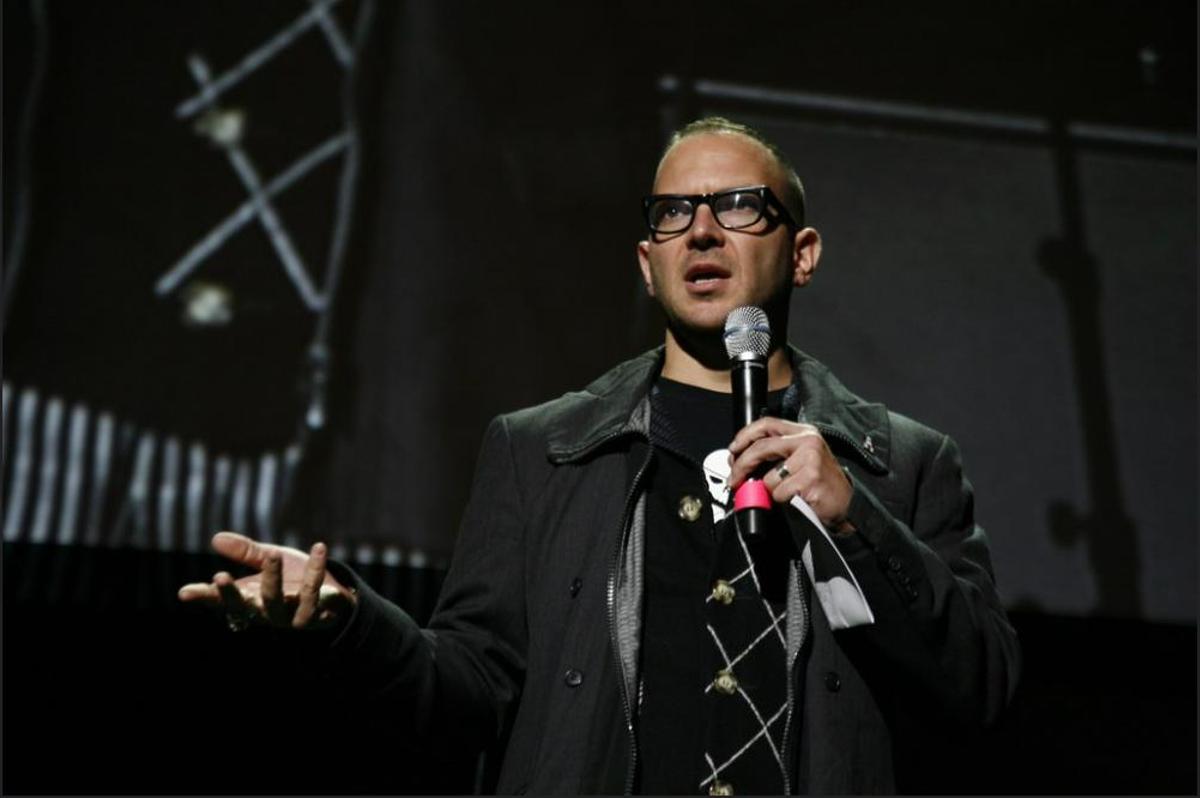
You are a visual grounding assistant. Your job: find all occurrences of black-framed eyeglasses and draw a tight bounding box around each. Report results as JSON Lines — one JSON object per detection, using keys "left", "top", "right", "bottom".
{"left": 642, "top": 185, "right": 797, "bottom": 234}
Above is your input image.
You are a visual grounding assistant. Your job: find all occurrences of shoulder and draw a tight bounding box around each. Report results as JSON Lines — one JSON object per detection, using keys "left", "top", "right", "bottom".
{"left": 884, "top": 409, "right": 955, "bottom": 475}
{"left": 790, "top": 347, "right": 951, "bottom": 471}
{"left": 491, "top": 348, "right": 663, "bottom": 450}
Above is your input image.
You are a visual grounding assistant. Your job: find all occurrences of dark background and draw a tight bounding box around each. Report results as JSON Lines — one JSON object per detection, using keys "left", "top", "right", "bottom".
{"left": 3, "top": 0, "right": 1196, "bottom": 793}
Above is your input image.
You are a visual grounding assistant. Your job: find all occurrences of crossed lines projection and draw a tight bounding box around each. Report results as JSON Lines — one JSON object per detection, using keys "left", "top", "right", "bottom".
{"left": 156, "top": 0, "right": 355, "bottom": 312}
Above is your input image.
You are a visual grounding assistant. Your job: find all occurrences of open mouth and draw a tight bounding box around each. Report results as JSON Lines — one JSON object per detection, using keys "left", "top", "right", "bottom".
{"left": 685, "top": 264, "right": 731, "bottom": 285}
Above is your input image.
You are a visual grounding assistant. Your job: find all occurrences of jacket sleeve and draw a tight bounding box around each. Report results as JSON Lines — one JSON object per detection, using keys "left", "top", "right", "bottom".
{"left": 820, "top": 431, "right": 1020, "bottom": 729}
{"left": 319, "top": 415, "right": 528, "bottom": 750}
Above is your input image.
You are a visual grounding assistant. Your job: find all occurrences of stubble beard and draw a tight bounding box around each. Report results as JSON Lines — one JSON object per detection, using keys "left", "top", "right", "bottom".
{"left": 661, "top": 288, "right": 791, "bottom": 372}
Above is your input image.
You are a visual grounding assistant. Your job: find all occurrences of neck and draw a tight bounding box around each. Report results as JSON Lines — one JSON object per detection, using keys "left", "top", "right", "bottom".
{"left": 660, "top": 329, "right": 793, "bottom": 392}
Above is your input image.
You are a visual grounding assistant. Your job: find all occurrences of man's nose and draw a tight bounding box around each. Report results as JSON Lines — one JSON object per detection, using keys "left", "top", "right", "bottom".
{"left": 687, "top": 202, "right": 724, "bottom": 247}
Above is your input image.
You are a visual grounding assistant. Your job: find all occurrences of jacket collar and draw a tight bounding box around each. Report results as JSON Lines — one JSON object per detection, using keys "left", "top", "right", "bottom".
{"left": 546, "top": 346, "right": 891, "bottom": 474}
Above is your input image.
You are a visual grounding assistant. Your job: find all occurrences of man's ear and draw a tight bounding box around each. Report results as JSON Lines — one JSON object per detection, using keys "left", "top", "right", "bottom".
{"left": 636, "top": 240, "right": 656, "bottom": 296}
{"left": 792, "top": 227, "right": 822, "bottom": 287}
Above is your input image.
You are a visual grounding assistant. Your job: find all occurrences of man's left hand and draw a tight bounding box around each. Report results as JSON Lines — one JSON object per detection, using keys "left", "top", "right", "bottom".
{"left": 728, "top": 418, "right": 855, "bottom": 534}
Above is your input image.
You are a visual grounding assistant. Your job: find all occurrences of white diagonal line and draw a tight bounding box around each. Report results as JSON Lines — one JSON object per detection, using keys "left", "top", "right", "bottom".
{"left": 124, "top": 431, "right": 157, "bottom": 549}
{"left": 725, "top": 611, "right": 787, "bottom": 672}
{"left": 155, "top": 133, "right": 349, "bottom": 296}
{"left": 698, "top": 703, "right": 788, "bottom": 786}
{"left": 5, "top": 389, "right": 39, "bottom": 542}
{"left": 54, "top": 402, "right": 89, "bottom": 545}
{"left": 28, "top": 396, "right": 64, "bottom": 544}
{"left": 175, "top": 0, "right": 344, "bottom": 119}
{"left": 2, "top": 381, "right": 12, "bottom": 453}
{"left": 307, "top": 0, "right": 352, "bottom": 66}
{"left": 186, "top": 55, "right": 324, "bottom": 310}
{"left": 254, "top": 451, "right": 278, "bottom": 543}
{"left": 736, "top": 689, "right": 786, "bottom": 772}
{"left": 239, "top": 154, "right": 326, "bottom": 304}
{"left": 225, "top": 146, "right": 324, "bottom": 309}
{"left": 82, "top": 412, "right": 114, "bottom": 546}
{"left": 157, "top": 436, "right": 181, "bottom": 551}
{"left": 736, "top": 525, "right": 787, "bottom": 647}
{"left": 184, "top": 442, "right": 208, "bottom": 553}
{"left": 230, "top": 458, "right": 252, "bottom": 533}
{"left": 704, "top": 624, "right": 734, "bottom": 695}
{"left": 707, "top": 624, "right": 734, "bottom": 666}
{"left": 704, "top": 563, "right": 753, "bottom": 603}
{"left": 209, "top": 455, "right": 233, "bottom": 531}
{"left": 702, "top": 753, "right": 719, "bottom": 789}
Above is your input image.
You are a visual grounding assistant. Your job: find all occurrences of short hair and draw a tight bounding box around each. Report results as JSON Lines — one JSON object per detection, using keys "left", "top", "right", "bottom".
{"left": 657, "top": 116, "right": 807, "bottom": 228}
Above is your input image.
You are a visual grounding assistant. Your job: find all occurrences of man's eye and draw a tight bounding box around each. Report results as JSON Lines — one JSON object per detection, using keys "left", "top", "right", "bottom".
{"left": 653, "top": 201, "right": 691, "bottom": 222}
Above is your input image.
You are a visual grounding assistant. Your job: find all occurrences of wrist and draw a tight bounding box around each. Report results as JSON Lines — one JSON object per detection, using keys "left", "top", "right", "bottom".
{"left": 828, "top": 517, "right": 857, "bottom": 536}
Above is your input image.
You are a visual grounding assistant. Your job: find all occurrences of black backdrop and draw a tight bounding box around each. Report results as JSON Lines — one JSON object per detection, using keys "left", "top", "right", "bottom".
{"left": 3, "top": 1, "right": 1196, "bottom": 793}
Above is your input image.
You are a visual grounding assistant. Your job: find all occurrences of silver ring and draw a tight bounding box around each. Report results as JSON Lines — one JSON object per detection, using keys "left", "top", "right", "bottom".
{"left": 776, "top": 464, "right": 791, "bottom": 480}
{"left": 226, "top": 613, "right": 251, "bottom": 633}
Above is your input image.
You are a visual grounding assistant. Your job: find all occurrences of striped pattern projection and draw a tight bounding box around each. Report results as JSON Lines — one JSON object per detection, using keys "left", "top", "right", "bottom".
{"left": 2, "top": 381, "right": 301, "bottom": 554}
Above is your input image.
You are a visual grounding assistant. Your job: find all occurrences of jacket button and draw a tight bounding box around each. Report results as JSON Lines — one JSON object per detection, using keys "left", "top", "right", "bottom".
{"left": 887, "top": 555, "right": 903, "bottom": 572}
{"left": 708, "top": 780, "right": 734, "bottom": 795}
{"left": 824, "top": 671, "right": 841, "bottom": 692}
{"left": 711, "top": 579, "right": 736, "bottom": 605}
{"left": 569, "top": 578, "right": 582, "bottom": 597}
{"left": 712, "top": 669, "right": 738, "bottom": 695}
{"left": 678, "top": 494, "right": 704, "bottom": 522}
{"left": 564, "top": 668, "right": 583, "bottom": 687}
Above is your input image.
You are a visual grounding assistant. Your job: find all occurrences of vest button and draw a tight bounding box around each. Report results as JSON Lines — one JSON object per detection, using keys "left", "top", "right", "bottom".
{"left": 678, "top": 494, "right": 704, "bottom": 522}
{"left": 569, "top": 577, "right": 582, "bottom": 597}
{"left": 564, "top": 668, "right": 584, "bottom": 687}
{"left": 711, "top": 579, "right": 736, "bottom": 604}
{"left": 713, "top": 669, "right": 738, "bottom": 695}
{"left": 824, "top": 671, "right": 841, "bottom": 692}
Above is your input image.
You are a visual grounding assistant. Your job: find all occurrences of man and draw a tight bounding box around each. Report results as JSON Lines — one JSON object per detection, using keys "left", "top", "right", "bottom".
{"left": 180, "top": 117, "right": 1019, "bottom": 794}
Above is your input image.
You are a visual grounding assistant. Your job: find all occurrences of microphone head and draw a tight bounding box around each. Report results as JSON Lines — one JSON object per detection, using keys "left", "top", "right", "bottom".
{"left": 723, "top": 306, "right": 772, "bottom": 359}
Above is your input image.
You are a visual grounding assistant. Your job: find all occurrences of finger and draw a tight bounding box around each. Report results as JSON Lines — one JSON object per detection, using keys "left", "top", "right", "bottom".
{"left": 293, "top": 542, "right": 327, "bottom": 629}
{"left": 763, "top": 453, "right": 799, "bottom": 492}
{"left": 214, "top": 571, "right": 255, "bottom": 618}
{"left": 774, "top": 475, "right": 817, "bottom": 506}
{"left": 178, "top": 582, "right": 222, "bottom": 604}
{"left": 727, "top": 417, "right": 787, "bottom": 456}
{"left": 211, "top": 531, "right": 272, "bottom": 569}
{"left": 260, "top": 551, "right": 289, "bottom": 626}
{"left": 728, "top": 418, "right": 812, "bottom": 456}
{"left": 729, "top": 434, "right": 815, "bottom": 488}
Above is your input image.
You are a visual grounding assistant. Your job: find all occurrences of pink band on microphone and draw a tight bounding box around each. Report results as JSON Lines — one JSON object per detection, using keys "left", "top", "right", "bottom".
{"left": 733, "top": 479, "right": 771, "bottom": 511}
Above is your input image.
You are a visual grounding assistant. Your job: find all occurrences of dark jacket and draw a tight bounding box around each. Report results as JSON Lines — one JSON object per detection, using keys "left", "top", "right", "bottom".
{"left": 324, "top": 347, "right": 1020, "bottom": 794}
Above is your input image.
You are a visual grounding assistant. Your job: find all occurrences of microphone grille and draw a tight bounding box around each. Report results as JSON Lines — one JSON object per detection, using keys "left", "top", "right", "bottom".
{"left": 723, "top": 306, "right": 771, "bottom": 358}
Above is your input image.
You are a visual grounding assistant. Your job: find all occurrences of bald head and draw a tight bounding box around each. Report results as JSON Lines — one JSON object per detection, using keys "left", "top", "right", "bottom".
{"left": 654, "top": 117, "right": 807, "bottom": 228}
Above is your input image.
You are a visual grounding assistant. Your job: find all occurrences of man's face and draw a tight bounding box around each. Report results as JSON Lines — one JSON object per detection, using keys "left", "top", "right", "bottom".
{"left": 636, "top": 132, "right": 816, "bottom": 340}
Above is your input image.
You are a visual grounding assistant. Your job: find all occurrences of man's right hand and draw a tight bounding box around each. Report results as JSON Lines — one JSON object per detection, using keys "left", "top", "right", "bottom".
{"left": 178, "top": 532, "right": 357, "bottom": 631}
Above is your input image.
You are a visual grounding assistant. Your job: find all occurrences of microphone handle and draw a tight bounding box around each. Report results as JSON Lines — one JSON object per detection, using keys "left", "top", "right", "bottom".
{"left": 731, "top": 353, "right": 769, "bottom": 535}
{"left": 731, "top": 352, "right": 768, "bottom": 430}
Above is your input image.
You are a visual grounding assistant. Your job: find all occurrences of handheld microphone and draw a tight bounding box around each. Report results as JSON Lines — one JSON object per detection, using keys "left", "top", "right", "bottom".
{"left": 724, "top": 306, "right": 772, "bottom": 536}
